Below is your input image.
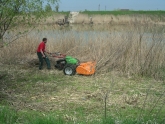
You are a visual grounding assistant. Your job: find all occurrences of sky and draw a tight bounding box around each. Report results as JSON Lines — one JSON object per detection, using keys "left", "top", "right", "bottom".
{"left": 57, "top": 0, "right": 165, "bottom": 11}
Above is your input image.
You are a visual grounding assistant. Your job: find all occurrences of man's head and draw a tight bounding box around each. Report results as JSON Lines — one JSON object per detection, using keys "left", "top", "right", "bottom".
{"left": 43, "top": 38, "right": 47, "bottom": 43}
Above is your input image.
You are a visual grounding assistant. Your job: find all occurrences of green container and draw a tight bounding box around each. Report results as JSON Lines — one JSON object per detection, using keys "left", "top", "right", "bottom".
{"left": 65, "top": 56, "right": 78, "bottom": 64}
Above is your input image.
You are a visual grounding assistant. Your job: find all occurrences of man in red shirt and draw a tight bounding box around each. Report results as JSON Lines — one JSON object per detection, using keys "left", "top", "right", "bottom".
{"left": 37, "top": 38, "right": 51, "bottom": 70}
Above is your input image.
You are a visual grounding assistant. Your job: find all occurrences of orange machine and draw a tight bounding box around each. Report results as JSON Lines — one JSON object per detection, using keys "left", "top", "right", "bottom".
{"left": 76, "top": 61, "right": 96, "bottom": 75}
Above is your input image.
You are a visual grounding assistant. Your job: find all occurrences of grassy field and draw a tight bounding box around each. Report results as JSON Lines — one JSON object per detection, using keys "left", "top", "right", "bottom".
{"left": 52, "top": 10, "right": 165, "bottom": 15}
{"left": 0, "top": 64, "right": 165, "bottom": 123}
{"left": 81, "top": 10, "right": 165, "bottom": 16}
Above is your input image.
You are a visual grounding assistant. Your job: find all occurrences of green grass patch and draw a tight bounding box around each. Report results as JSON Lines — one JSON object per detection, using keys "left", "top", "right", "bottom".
{"left": 80, "top": 10, "right": 165, "bottom": 16}
{"left": 44, "top": 10, "right": 165, "bottom": 16}
{"left": 0, "top": 106, "right": 18, "bottom": 124}
{"left": 0, "top": 105, "right": 164, "bottom": 124}
{"left": 0, "top": 106, "right": 65, "bottom": 124}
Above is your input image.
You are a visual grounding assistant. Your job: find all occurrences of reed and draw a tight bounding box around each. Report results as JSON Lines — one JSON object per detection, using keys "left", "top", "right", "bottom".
{"left": 0, "top": 21, "right": 165, "bottom": 78}
{"left": 26, "top": 12, "right": 165, "bottom": 25}
{"left": 0, "top": 36, "right": 38, "bottom": 64}
{"left": 73, "top": 13, "right": 163, "bottom": 25}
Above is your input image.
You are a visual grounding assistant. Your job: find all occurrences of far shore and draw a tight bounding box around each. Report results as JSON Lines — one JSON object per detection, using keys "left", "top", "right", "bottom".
{"left": 42, "top": 13, "right": 165, "bottom": 26}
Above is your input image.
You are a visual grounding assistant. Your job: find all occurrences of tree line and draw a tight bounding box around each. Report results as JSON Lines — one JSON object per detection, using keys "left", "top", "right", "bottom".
{"left": 0, "top": 0, "right": 59, "bottom": 47}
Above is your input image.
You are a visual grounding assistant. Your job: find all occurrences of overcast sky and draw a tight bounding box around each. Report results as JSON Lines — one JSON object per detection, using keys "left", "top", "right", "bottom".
{"left": 57, "top": 0, "right": 165, "bottom": 11}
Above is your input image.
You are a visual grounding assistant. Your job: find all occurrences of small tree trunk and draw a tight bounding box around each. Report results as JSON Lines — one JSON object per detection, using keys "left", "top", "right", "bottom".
{"left": 0, "top": 35, "right": 3, "bottom": 48}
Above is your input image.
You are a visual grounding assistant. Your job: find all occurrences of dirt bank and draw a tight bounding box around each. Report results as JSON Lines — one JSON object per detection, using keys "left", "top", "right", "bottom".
{"left": 45, "top": 13, "right": 165, "bottom": 25}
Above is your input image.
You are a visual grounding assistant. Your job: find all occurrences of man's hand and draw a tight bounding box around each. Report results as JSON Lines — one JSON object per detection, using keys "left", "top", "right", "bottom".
{"left": 42, "top": 54, "right": 45, "bottom": 58}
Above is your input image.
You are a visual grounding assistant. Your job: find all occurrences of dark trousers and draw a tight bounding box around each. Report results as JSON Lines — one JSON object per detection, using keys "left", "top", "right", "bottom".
{"left": 37, "top": 52, "right": 51, "bottom": 69}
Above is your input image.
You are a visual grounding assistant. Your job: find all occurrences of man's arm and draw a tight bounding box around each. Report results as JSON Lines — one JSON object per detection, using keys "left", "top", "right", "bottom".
{"left": 40, "top": 49, "right": 45, "bottom": 58}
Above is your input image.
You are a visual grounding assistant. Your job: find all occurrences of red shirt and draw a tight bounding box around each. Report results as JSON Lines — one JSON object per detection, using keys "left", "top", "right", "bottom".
{"left": 37, "top": 41, "right": 45, "bottom": 52}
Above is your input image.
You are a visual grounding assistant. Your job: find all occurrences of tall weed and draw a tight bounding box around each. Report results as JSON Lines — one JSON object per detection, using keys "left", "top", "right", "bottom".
{"left": 0, "top": 22, "right": 165, "bottom": 78}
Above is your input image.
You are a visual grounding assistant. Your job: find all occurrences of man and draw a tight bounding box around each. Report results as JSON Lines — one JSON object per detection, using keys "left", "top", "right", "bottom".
{"left": 37, "top": 38, "right": 51, "bottom": 70}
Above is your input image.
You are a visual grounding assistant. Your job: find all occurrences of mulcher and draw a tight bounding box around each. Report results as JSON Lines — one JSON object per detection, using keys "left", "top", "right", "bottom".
{"left": 50, "top": 52, "right": 96, "bottom": 76}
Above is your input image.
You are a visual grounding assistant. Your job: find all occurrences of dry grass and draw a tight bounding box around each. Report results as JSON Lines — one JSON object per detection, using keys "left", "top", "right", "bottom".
{"left": 0, "top": 64, "right": 165, "bottom": 122}
{"left": 44, "top": 13, "right": 66, "bottom": 25}
{"left": 72, "top": 14, "right": 164, "bottom": 25}
{"left": 21, "top": 13, "right": 165, "bottom": 25}
{"left": 0, "top": 21, "right": 165, "bottom": 122}
{"left": 1, "top": 22, "right": 165, "bottom": 79}
{"left": 0, "top": 37, "right": 38, "bottom": 64}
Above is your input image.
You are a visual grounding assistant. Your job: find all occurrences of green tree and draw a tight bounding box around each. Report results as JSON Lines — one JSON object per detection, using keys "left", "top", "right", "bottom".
{"left": 55, "top": 4, "right": 59, "bottom": 12}
{"left": 0, "top": 0, "right": 59, "bottom": 47}
{"left": 45, "top": 3, "right": 52, "bottom": 12}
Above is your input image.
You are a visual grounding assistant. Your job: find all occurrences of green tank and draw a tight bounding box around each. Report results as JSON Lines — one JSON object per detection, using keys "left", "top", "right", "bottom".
{"left": 65, "top": 56, "right": 79, "bottom": 64}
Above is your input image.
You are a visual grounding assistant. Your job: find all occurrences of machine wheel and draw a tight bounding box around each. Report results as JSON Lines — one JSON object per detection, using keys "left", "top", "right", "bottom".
{"left": 55, "top": 59, "right": 66, "bottom": 70}
{"left": 63, "top": 64, "right": 77, "bottom": 76}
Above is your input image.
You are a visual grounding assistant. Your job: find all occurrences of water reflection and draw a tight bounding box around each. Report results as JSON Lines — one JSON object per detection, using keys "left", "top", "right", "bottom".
{"left": 4, "top": 24, "right": 165, "bottom": 43}
{"left": 27, "top": 24, "right": 115, "bottom": 42}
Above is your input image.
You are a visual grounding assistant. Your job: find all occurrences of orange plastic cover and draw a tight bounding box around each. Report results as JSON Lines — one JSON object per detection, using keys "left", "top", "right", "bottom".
{"left": 76, "top": 61, "right": 96, "bottom": 75}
